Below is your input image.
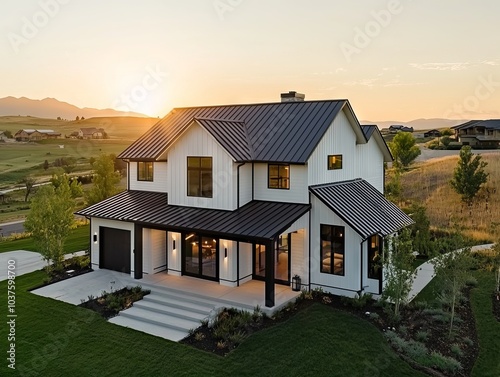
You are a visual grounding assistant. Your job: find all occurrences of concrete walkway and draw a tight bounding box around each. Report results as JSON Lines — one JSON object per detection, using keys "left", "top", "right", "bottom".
{"left": 0, "top": 250, "right": 87, "bottom": 281}
{"left": 408, "top": 243, "right": 494, "bottom": 301}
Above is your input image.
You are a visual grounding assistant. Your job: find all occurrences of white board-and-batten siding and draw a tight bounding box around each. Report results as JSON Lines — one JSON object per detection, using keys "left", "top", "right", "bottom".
{"left": 253, "top": 163, "right": 308, "bottom": 204}
{"left": 142, "top": 228, "right": 167, "bottom": 274}
{"left": 166, "top": 123, "right": 237, "bottom": 210}
{"left": 128, "top": 161, "right": 168, "bottom": 192}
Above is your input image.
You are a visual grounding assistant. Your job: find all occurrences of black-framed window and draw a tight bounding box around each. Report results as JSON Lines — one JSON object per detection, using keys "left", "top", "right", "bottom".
{"left": 137, "top": 161, "right": 153, "bottom": 181}
{"left": 268, "top": 164, "right": 290, "bottom": 189}
{"left": 187, "top": 157, "right": 212, "bottom": 198}
{"left": 328, "top": 155, "right": 343, "bottom": 170}
{"left": 321, "top": 224, "right": 344, "bottom": 275}
{"left": 368, "top": 235, "right": 382, "bottom": 279}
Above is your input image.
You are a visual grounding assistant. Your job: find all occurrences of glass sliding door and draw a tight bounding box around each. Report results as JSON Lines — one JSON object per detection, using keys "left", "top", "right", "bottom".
{"left": 184, "top": 233, "right": 199, "bottom": 275}
{"left": 183, "top": 233, "right": 219, "bottom": 281}
{"left": 254, "top": 244, "right": 266, "bottom": 278}
{"left": 253, "top": 236, "right": 290, "bottom": 285}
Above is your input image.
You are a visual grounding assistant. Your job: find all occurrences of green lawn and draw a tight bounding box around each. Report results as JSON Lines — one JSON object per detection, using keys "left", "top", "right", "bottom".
{"left": 0, "top": 224, "right": 89, "bottom": 253}
{"left": 470, "top": 271, "right": 500, "bottom": 377}
{"left": 0, "top": 271, "right": 425, "bottom": 377}
{"left": 414, "top": 269, "right": 500, "bottom": 377}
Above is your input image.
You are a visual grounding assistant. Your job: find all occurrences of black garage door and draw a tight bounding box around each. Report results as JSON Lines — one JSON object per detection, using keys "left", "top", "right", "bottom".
{"left": 100, "top": 227, "right": 131, "bottom": 273}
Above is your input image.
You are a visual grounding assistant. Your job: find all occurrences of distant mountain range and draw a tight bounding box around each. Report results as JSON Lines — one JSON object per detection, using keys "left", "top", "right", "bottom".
{"left": 0, "top": 96, "right": 469, "bottom": 130}
{"left": 0, "top": 96, "right": 147, "bottom": 119}
{"left": 361, "top": 118, "right": 469, "bottom": 131}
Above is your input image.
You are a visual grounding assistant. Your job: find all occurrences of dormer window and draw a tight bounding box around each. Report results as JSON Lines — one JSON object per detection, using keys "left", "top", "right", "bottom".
{"left": 187, "top": 157, "right": 213, "bottom": 198}
{"left": 137, "top": 161, "right": 153, "bottom": 181}
{"left": 328, "top": 155, "right": 343, "bottom": 170}
{"left": 268, "top": 164, "right": 290, "bottom": 189}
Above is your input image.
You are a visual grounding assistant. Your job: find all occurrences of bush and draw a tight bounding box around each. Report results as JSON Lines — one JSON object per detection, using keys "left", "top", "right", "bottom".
{"left": 427, "top": 352, "right": 462, "bottom": 374}
{"left": 415, "top": 330, "right": 429, "bottom": 342}
{"left": 450, "top": 344, "right": 463, "bottom": 358}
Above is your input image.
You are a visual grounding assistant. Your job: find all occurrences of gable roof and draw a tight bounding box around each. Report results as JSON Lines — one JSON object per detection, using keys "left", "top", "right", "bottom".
{"left": 76, "top": 190, "right": 310, "bottom": 242}
{"left": 80, "top": 127, "right": 103, "bottom": 135}
{"left": 452, "top": 119, "right": 500, "bottom": 131}
{"left": 361, "top": 125, "right": 393, "bottom": 162}
{"left": 309, "top": 179, "right": 414, "bottom": 239}
{"left": 118, "top": 100, "right": 367, "bottom": 163}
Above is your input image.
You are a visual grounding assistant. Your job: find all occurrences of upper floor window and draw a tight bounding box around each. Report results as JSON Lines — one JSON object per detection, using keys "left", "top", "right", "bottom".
{"left": 321, "top": 224, "right": 344, "bottom": 276}
{"left": 268, "top": 164, "right": 290, "bottom": 189}
{"left": 187, "top": 157, "right": 212, "bottom": 198}
{"left": 328, "top": 155, "right": 343, "bottom": 170}
{"left": 137, "top": 161, "right": 153, "bottom": 181}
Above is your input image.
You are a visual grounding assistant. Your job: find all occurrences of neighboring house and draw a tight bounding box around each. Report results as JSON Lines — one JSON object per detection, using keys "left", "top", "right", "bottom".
{"left": 0, "top": 131, "right": 6, "bottom": 141}
{"left": 424, "top": 129, "right": 441, "bottom": 138}
{"left": 78, "top": 127, "right": 104, "bottom": 139}
{"left": 14, "top": 129, "right": 61, "bottom": 141}
{"left": 389, "top": 125, "right": 413, "bottom": 133}
{"left": 77, "top": 92, "right": 413, "bottom": 308}
{"left": 452, "top": 120, "right": 500, "bottom": 149}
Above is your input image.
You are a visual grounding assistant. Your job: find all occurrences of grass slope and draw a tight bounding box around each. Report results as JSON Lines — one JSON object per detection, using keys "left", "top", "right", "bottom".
{"left": 0, "top": 224, "right": 89, "bottom": 253}
{"left": 400, "top": 153, "right": 500, "bottom": 242}
{"left": 0, "top": 271, "right": 424, "bottom": 377}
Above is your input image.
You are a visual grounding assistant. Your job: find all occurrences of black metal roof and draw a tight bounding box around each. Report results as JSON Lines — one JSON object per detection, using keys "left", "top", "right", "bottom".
{"left": 361, "top": 125, "right": 377, "bottom": 140}
{"left": 118, "top": 100, "right": 359, "bottom": 163}
{"left": 309, "top": 179, "right": 414, "bottom": 239}
{"left": 452, "top": 119, "right": 500, "bottom": 130}
{"left": 77, "top": 191, "right": 310, "bottom": 242}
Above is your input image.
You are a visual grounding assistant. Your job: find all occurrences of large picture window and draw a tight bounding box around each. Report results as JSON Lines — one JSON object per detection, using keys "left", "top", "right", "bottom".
{"left": 321, "top": 224, "right": 344, "bottom": 275}
{"left": 328, "top": 155, "right": 343, "bottom": 170}
{"left": 268, "top": 164, "right": 290, "bottom": 189}
{"left": 137, "top": 161, "right": 153, "bottom": 181}
{"left": 187, "top": 157, "right": 213, "bottom": 198}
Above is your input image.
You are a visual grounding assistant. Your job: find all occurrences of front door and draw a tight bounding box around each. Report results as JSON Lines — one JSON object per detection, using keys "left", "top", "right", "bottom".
{"left": 253, "top": 235, "right": 290, "bottom": 285}
{"left": 183, "top": 233, "right": 219, "bottom": 281}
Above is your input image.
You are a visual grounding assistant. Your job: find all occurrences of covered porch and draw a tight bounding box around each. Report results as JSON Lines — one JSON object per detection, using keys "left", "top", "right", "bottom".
{"left": 77, "top": 190, "right": 310, "bottom": 309}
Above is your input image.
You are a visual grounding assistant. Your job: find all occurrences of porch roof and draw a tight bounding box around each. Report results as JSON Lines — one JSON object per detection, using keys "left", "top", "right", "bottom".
{"left": 309, "top": 179, "right": 414, "bottom": 239}
{"left": 76, "top": 190, "right": 310, "bottom": 242}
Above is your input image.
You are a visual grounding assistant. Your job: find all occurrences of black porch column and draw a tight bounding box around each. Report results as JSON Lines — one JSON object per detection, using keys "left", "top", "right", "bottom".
{"left": 265, "top": 239, "right": 275, "bottom": 307}
{"left": 134, "top": 224, "right": 143, "bottom": 279}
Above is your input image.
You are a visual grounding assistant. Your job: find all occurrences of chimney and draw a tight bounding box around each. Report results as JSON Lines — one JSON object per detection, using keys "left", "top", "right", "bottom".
{"left": 280, "top": 91, "right": 305, "bottom": 102}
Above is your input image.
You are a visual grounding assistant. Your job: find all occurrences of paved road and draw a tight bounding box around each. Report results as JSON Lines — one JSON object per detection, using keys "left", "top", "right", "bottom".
{"left": 0, "top": 221, "right": 25, "bottom": 237}
{"left": 416, "top": 146, "right": 500, "bottom": 162}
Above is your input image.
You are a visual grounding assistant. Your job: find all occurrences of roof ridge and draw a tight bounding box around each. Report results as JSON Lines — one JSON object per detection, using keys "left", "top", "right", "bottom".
{"left": 172, "top": 99, "right": 347, "bottom": 111}
{"left": 309, "top": 178, "right": 363, "bottom": 189}
{"left": 194, "top": 117, "right": 245, "bottom": 123}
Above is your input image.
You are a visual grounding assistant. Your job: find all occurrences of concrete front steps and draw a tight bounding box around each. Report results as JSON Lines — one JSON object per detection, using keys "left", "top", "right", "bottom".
{"left": 109, "top": 282, "right": 252, "bottom": 342}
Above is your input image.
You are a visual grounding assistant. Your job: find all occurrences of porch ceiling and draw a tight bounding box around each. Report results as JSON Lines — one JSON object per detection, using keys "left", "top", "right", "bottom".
{"left": 76, "top": 191, "right": 310, "bottom": 242}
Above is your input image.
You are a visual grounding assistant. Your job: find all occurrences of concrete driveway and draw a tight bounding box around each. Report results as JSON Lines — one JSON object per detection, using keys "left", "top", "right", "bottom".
{"left": 0, "top": 250, "right": 45, "bottom": 281}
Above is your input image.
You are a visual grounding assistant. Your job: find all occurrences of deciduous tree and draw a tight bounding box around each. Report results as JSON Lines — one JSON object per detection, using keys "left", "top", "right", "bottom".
{"left": 21, "top": 176, "right": 36, "bottom": 202}
{"left": 389, "top": 132, "right": 421, "bottom": 170}
{"left": 24, "top": 180, "right": 76, "bottom": 272}
{"left": 86, "top": 154, "right": 121, "bottom": 205}
{"left": 382, "top": 228, "right": 416, "bottom": 319}
{"left": 450, "top": 146, "right": 488, "bottom": 205}
{"left": 432, "top": 236, "right": 475, "bottom": 337}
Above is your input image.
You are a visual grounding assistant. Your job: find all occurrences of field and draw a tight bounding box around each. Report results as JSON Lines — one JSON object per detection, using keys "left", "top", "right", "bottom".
{"left": 0, "top": 115, "right": 157, "bottom": 187}
{"left": 399, "top": 153, "right": 500, "bottom": 241}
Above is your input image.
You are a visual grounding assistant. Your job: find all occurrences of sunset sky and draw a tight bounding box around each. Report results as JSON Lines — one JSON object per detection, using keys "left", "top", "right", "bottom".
{"left": 1, "top": 0, "right": 499, "bottom": 121}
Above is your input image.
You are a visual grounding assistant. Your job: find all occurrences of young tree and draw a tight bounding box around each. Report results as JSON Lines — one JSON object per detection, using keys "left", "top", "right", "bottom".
{"left": 382, "top": 228, "right": 416, "bottom": 319}
{"left": 432, "top": 243, "right": 474, "bottom": 337}
{"left": 389, "top": 132, "right": 421, "bottom": 170}
{"left": 408, "top": 203, "right": 433, "bottom": 257}
{"left": 4, "top": 130, "right": 13, "bottom": 138}
{"left": 86, "top": 154, "right": 121, "bottom": 205}
{"left": 43, "top": 159, "right": 49, "bottom": 171}
{"left": 450, "top": 146, "right": 488, "bottom": 205}
{"left": 21, "top": 176, "right": 36, "bottom": 202}
{"left": 51, "top": 172, "right": 83, "bottom": 199}
{"left": 385, "top": 170, "right": 402, "bottom": 204}
{"left": 24, "top": 180, "right": 75, "bottom": 272}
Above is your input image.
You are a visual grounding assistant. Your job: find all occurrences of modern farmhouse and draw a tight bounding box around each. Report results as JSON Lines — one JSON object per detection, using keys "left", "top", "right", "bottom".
{"left": 77, "top": 92, "right": 413, "bottom": 308}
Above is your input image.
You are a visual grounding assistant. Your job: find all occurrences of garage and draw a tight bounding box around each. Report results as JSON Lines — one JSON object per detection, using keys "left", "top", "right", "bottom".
{"left": 99, "top": 227, "right": 131, "bottom": 273}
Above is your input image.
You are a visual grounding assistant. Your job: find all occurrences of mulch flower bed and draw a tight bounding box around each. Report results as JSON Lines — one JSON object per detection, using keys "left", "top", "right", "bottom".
{"left": 182, "top": 290, "right": 479, "bottom": 377}
{"left": 78, "top": 286, "right": 150, "bottom": 319}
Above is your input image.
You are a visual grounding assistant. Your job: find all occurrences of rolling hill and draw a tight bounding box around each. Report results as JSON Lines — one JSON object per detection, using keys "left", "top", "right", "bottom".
{"left": 0, "top": 96, "right": 147, "bottom": 119}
